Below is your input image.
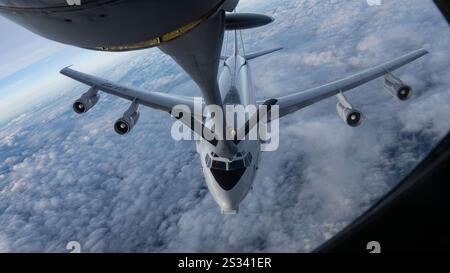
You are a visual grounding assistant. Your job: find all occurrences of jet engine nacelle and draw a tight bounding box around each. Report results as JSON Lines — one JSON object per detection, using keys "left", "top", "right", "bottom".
{"left": 384, "top": 73, "right": 413, "bottom": 101}
{"left": 114, "top": 100, "right": 140, "bottom": 135}
{"left": 73, "top": 87, "right": 99, "bottom": 114}
{"left": 335, "top": 92, "right": 364, "bottom": 127}
{"left": 336, "top": 102, "right": 364, "bottom": 127}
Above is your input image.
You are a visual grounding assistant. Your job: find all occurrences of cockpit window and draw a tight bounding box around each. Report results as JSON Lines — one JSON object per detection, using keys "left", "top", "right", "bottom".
{"left": 211, "top": 168, "right": 246, "bottom": 191}
{"left": 205, "top": 154, "right": 212, "bottom": 168}
{"left": 245, "top": 153, "right": 252, "bottom": 166}
{"left": 204, "top": 152, "right": 253, "bottom": 190}
{"left": 229, "top": 159, "right": 245, "bottom": 170}
{"left": 212, "top": 160, "right": 227, "bottom": 170}
{"left": 205, "top": 152, "right": 253, "bottom": 171}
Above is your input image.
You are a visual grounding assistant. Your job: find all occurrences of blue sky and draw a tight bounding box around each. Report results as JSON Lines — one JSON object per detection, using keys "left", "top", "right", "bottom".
{"left": 0, "top": 16, "right": 64, "bottom": 79}
{"left": 0, "top": 16, "right": 138, "bottom": 125}
{"left": 0, "top": 16, "right": 78, "bottom": 123}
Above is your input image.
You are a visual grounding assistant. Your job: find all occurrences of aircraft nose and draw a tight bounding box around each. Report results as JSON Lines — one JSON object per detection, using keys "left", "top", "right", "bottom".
{"left": 219, "top": 195, "right": 240, "bottom": 214}
{"left": 221, "top": 206, "right": 239, "bottom": 215}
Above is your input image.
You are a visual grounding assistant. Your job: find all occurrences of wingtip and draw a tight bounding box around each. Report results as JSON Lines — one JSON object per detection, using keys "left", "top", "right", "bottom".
{"left": 59, "top": 65, "right": 73, "bottom": 74}
{"left": 418, "top": 48, "right": 429, "bottom": 55}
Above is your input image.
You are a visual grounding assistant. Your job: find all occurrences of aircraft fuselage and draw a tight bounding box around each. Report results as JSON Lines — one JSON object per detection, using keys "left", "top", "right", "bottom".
{"left": 196, "top": 54, "right": 261, "bottom": 214}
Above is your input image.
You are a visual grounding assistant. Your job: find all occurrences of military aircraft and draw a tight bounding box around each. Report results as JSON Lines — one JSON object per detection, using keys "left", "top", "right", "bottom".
{"left": 0, "top": 0, "right": 428, "bottom": 213}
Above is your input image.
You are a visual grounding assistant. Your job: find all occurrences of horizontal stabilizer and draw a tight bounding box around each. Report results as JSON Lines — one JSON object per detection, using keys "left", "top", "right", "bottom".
{"left": 225, "top": 13, "right": 274, "bottom": 30}
{"left": 245, "top": 47, "right": 283, "bottom": 60}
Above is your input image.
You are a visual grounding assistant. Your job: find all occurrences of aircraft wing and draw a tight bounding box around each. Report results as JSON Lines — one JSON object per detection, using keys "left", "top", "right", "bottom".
{"left": 257, "top": 49, "right": 428, "bottom": 119}
{"left": 60, "top": 67, "right": 199, "bottom": 114}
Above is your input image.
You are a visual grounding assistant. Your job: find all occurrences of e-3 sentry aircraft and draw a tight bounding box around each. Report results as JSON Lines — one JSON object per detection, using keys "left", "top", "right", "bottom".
{"left": 0, "top": 0, "right": 428, "bottom": 213}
